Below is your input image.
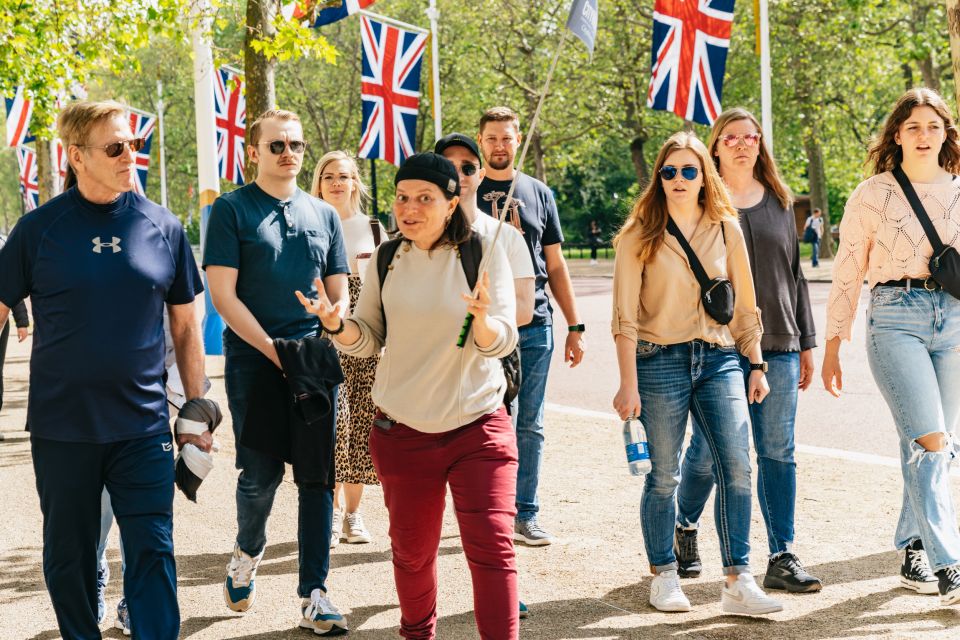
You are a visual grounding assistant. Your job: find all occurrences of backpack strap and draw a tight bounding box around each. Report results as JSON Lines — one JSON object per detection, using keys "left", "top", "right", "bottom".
{"left": 375, "top": 238, "right": 404, "bottom": 338}
{"left": 892, "top": 165, "right": 948, "bottom": 254}
{"left": 370, "top": 218, "right": 383, "bottom": 247}
{"left": 665, "top": 216, "right": 713, "bottom": 288}
{"left": 458, "top": 232, "right": 484, "bottom": 292}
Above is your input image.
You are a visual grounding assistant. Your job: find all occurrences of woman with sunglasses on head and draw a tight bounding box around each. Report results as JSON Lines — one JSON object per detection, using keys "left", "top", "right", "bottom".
{"left": 823, "top": 88, "right": 960, "bottom": 605}
{"left": 612, "top": 131, "right": 782, "bottom": 615}
{"left": 674, "top": 108, "right": 822, "bottom": 593}
{"left": 299, "top": 152, "right": 520, "bottom": 639}
{"left": 311, "top": 151, "right": 387, "bottom": 550}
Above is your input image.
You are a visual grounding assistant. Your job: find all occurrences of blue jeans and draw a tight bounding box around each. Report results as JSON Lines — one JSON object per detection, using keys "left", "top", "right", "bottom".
{"left": 867, "top": 286, "right": 960, "bottom": 571}
{"left": 677, "top": 351, "right": 799, "bottom": 555}
{"left": 636, "top": 339, "right": 753, "bottom": 575}
{"left": 225, "top": 346, "right": 334, "bottom": 597}
{"left": 810, "top": 238, "right": 820, "bottom": 267}
{"left": 513, "top": 324, "right": 554, "bottom": 522}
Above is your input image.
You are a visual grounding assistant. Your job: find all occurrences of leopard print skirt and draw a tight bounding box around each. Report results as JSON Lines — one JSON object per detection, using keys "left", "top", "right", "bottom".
{"left": 334, "top": 275, "right": 380, "bottom": 485}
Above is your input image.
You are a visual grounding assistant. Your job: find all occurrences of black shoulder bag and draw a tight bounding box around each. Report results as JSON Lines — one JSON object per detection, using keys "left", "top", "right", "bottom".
{"left": 891, "top": 165, "right": 960, "bottom": 299}
{"left": 375, "top": 233, "right": 522, "bottom": 412}
{"left": 666, "top": 217, "right": 735, "bottom": 325}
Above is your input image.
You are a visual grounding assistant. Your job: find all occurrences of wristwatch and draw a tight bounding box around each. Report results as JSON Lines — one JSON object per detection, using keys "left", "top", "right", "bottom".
{"left": 568, "top": 324, "right": 586, "bottom": 333}
{"left": 749, "top": 361, "right": 768, "bottom": 373}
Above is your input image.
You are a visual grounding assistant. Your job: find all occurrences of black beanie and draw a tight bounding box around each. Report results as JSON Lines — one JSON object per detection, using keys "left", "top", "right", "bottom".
{"left": 395, "top": 152, "right": 460, "bottom": 198}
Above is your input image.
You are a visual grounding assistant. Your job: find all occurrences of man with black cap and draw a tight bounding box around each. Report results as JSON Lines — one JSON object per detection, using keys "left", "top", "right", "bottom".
{"left": 435, "top": 133, "right": 535, "bottom": 326}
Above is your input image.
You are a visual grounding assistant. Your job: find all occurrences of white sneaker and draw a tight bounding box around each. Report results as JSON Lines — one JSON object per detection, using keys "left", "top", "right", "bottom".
{"left": 223, "top": 543, "right": 265, "bottom": 612}
{"left": 330, "top": 509, "right": 342, "bottom": 549}
{"left": 721, "top": 573, "right": 784, "bottom": 616}
{"left": 649, "top": 570, "right": 691, "bottom": 612}
{"left": 300, "top": 588, "right": 349, "bottom": 635}
{"left": 343, "top": 511, "right": 372, "bottom": 544}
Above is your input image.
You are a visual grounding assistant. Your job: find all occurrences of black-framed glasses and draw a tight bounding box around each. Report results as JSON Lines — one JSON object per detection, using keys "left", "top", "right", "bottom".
{"left": 457, "top": 163, "right": 479, "bottom": 177}
{"left": 659, "top": 165, "right": 699, "bottom": 181}
{"left": 720, "top": 133, "right": 761, "bottom": 148}
{"left": 77, "top": 138, "right": 145, "bottom": 158}
{"left": 261, "top": 140, "right": 307, "bottom": 154}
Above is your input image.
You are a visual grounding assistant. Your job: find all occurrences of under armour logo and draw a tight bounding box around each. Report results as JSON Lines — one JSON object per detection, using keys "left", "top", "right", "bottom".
{"left": 92, "top": 237, "right": 122, "bottom": 254}
{"left": 162, "top": 442, "right": 173, "bottom": 452}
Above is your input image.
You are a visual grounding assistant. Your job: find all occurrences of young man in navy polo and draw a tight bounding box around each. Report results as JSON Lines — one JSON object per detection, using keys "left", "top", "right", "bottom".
{"left": 204, "top": 109, "right": 350, "bottom": 635}
{"left": 0, "top": 101, "right": 208, "bottom": 640}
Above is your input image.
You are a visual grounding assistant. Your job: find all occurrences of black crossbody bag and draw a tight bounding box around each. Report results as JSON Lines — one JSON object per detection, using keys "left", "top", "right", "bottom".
{"left": 891, "top": 165, "right": 960, "bottom": 299}
{"left": 666, "top": 217, "right": 735, "bottom": 325}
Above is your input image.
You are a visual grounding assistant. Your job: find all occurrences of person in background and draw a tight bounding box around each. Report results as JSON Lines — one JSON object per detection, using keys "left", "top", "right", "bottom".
{"left": 588, "top": 219, "right": 603, "bottom": 265}
{"left": 803, "top": 208, "right": 824, "bottom": 268}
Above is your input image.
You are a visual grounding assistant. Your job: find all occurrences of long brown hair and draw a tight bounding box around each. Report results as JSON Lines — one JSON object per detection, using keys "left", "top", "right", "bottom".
{"left": 866, "top": 87, "right": 960, "bottom": 175}
{"left": 615, "top": 131, "right": 738, "bottom": 263}
{"left": 708, "top": 107, "right": 792, "bottom": 209}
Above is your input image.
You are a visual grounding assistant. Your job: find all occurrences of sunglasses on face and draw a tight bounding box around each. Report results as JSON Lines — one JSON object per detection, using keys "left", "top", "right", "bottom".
{"left": 457, "top": 163, "right": 479, "bottom": 177}
{"left": 79, "top": 138, "right": 145, "bottom": 158}
{"left": 262, "top": 140, "right": 307, "bottom": 154}
{"left": 720, "top": 133, "right": 761, "bottom": 148}
{"left": 659, "top": 165, "right": 700, "bottom": 181}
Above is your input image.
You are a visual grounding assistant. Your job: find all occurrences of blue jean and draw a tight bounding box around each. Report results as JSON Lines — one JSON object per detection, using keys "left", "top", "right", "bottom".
{"left": 636, "top": 339, "right": 753, "bottom": 575}
{"left": 810, "top": 238, "right": 820, "bottom": 267}
{"left": 225, "top": 346, "right": 334, "bottom": 597}
{"left": 866, "top": 286, "right": 960, "bottom": 571}
{"left": 677, "top": 351, "right": 799, "bottom": 555}
{"left": 513, "top": 324, "right": 554, "bottom": 522}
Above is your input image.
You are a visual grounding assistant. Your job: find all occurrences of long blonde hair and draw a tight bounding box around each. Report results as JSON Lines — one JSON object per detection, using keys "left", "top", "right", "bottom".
{"left": 866, "top": 87, "right": 960, "bottom": 175}
{"left": 311, "top": 151, "right": 370, "bottom": 215}
{"left": 708, "top": 107, "right": 793, "bottom": 209}
{"left": 615, "top": 132, "right": 738, "bottom": 263}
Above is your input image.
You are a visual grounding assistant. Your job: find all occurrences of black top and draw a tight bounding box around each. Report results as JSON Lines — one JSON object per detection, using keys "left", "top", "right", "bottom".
{"left": 737, "top": 190, "right": 816, "bottom": 352}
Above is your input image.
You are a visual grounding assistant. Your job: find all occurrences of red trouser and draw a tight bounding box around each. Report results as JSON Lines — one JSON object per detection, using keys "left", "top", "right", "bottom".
{"left": 369, "top": 407, "right": 519, "bottom": 640}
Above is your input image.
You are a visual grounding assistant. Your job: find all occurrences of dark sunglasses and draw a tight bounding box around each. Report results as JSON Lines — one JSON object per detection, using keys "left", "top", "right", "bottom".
{"left": 458, "top": 163, "right": 479, "bottom": 177}
{"left": 262, "top": 140, "right": 307, "bottom": 154}
{"left": 78, "top": 138, "right": 145, "bottom": 158}
{"left": 659, "top": 165, "right": 699, "bottom": 181}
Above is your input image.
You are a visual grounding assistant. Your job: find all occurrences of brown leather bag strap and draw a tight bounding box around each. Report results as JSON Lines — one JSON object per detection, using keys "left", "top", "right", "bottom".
{"left": 370, "top": 218, "right": 382, "bottom": 246}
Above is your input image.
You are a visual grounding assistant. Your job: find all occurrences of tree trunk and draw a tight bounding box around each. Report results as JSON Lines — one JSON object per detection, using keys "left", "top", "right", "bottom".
{"left": 947, "top": 0, "right": 960, "bottom": 112}
{"left": 243, "top": 0, "right": 277, "bottom": 184}
{"left": 804, "top": 130, "right": 834, "bottom": 259}
{"left": 918, "top": 54, "right": 941, "bottom": 91}
{"left": 630, "top": 134, "right": 649, "bottom": 187}
{"left": 530, "top": 131, "right": 547, "bottom": 184}
{"left": 35, "top": 139, "right": 58, "bottom": 205}
{"left": 902, "top": 62, "right": 914, "bottom": 92}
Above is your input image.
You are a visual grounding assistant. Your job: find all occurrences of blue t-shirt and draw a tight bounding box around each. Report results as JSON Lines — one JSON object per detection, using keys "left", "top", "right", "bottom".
{"left": 202, "top": 183, "right": 349, "bottom": 352}
{"left": 476, "top": 172, "right": 564, "bottom": 326}
{"left": 0, "top": 188, "right": 203, "bottom": 443}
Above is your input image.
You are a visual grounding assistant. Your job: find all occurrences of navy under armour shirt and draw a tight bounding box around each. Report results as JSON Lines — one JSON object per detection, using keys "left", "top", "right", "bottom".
{"left": 0, "top": 187, "right": 203, "bottom": 444}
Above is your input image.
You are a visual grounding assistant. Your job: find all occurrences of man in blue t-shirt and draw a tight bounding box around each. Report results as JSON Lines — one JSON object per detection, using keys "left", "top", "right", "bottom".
{"left": 203, "top": 109, "right": 350, "bottom": 635}
{"left": 475, "top": 107, "right": 585, "bottom": 547}
{"left": 0, "top": 101, "right": 207, "bottom": 640}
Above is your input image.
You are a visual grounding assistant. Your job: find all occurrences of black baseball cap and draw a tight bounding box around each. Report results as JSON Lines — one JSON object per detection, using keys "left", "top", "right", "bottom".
{"left": 434, "top": 132, "right": 482, "bottom": 166}
{"left": 395, "top": 152, "right": 461, "bottom": 197}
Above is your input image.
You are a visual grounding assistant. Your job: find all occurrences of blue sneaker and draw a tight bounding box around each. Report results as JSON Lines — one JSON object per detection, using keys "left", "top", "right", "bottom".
{"left": 223, "top": 543, "right": 264, "bottom": 612}
{"left": 300, "top": 589, "right": 348, "bottom": 636}
{"left": 114, "top": 598, "right": 131, "bottom": 636}
{"left": 519, "top": 600, "right": 529, "bottom": 619}
{"left": 96, "top": 560, "right": 109, "bottom": 624}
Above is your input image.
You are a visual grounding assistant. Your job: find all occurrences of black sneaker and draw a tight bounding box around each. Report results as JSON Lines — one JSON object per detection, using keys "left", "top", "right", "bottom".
{"left": 900, "top": 538, "right": 938, "bottom": 595}
{"left": 937, "top": 566, "right": 960, "bottom": 605}
{"left": 762, "top": 552, "right": 823, "bottom": 593}
{"left": 674, "top": 525, "right": 701, "bottom": 578}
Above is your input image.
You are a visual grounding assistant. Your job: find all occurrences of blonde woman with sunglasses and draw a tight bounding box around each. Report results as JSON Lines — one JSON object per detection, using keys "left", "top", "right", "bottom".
{"left": 612, "top": 131, "right": 782, "bottom": 615}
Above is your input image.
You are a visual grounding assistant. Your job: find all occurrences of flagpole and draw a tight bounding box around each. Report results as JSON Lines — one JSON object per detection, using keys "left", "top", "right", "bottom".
{"left": 157, "top": 79, "right": 168, "bottom": 209}
{"left": 759, "top": 0, "right": 773, "bottom": 153}
{"left": 426, "top": 0, "right": 442, "bottom": 140}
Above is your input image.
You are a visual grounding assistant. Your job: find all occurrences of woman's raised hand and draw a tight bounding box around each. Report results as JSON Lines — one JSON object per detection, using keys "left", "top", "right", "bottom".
{"left": 462, "top": 271, "right": 492, "bottom": 322}
{"left": 296, "top": 277, "right": 344, "bottom": 331}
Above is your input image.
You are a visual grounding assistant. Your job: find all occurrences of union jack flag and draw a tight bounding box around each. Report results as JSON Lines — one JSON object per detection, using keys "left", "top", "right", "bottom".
{"left": 315, "top": 0, "right": 377, "bottom": 26}
{"left": 128, "top": 110, "right": 157, "bottom": 196}
{"left": 647, "top": 0, "right": 735, "bottom": 125}
{"left": 5, "top": 86, "right": 34, "bottom": 147}
{"left": 358, "top": 15, "right": 427, "bottom": 167}
{"left": 16, "top": 146, "right": 39, "bottom": 211}
{"left": 214, "top": 67, "right": 246, "bottom": 185}
{"left": 55, "top": 140, "right": 68, "bottom": 184}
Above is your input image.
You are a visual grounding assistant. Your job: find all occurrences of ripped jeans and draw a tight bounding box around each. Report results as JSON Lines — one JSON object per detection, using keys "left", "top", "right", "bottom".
{"left": 867, "top": 285, "right": 960, "bottom": 570}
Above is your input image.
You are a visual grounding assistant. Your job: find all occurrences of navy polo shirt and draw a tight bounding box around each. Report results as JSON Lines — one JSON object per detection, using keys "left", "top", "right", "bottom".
{"left": 202, "top": 183, "right": 349, "bottom": 353}
{"left": 0, "top": 188, "right": 203, "bottom": 444}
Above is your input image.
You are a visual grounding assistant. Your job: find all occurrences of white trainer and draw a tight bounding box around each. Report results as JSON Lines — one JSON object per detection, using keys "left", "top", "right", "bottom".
{"left": 721, "top": 573, "right": 784, "bottom": 616}
{"left": 343, "top": 511, "right": 372, "bottom": 544}
{"left": 649, "top": 570, "right": 692, "bottom": 612}
{"left": 330, "top": 509, "right": 343, "bottom": 549}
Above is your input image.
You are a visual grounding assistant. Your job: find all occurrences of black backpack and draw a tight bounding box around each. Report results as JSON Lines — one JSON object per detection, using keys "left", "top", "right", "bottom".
{"left": 376, "top": 232, "right": 522, "bottom": 413}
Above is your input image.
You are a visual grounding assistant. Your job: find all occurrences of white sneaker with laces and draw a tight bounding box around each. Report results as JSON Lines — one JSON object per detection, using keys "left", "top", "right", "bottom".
{"left": 223, "top": 544, "right": 265, "bottom": 612}
{"left": 721, "top": 573, "right": 784, "bottom": 616}
{"left": 300, "top": 588, "right": 349, "bottom": 635}
{"left": 343, "top": 511, "right": 372, "bottom": 544}
{"left": 330, "top": 509, "right": 343, "bottom": 549}
{"left": 649, "top": 570, "right": 691, "bottom": 612}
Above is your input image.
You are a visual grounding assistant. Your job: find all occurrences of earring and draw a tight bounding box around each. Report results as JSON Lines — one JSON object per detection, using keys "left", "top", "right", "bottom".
{"left": 444, "top": 216, "right": 452, "bottom": 227}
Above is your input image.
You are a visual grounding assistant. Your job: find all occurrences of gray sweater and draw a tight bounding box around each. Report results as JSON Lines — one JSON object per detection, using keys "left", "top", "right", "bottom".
{"left": 737, "top": 191, "right": 816, "bottom": 352}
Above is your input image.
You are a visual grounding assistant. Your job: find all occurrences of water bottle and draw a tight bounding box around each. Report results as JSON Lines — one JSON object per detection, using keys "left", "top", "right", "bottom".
{"left": 623, "top": 417, "right": 652, "bottom": 476}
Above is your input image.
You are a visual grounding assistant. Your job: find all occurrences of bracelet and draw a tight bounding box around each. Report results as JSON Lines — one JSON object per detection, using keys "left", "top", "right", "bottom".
{"left": 568, "top": 323, "right": 586, "bottom": 333}
{"left": 322, "top": 318, "right": 346, "bottom": 336}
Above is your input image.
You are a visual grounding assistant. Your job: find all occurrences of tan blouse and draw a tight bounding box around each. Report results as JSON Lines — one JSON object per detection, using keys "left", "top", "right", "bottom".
{"left": 611, "top": 218, "right": 763, "bottom": 356}
{"left": 827, "top": 172, "right": 960, "bottom": 341}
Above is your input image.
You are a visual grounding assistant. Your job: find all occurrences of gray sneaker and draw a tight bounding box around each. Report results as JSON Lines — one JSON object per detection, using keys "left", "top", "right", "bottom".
{"left": 514, "top": 518, "right": 554, "bottom": 546}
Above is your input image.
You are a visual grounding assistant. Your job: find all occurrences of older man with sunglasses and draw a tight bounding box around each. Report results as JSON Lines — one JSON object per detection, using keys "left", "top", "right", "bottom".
{"left": 203, "top": 109, "right": 350, "bottom": 635}
{"left": 0, "top": 101, "right": 207, "bottom": 639}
